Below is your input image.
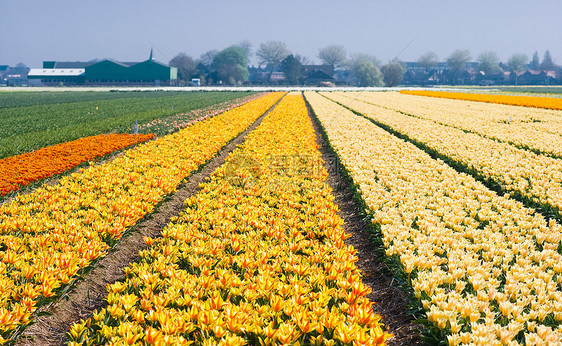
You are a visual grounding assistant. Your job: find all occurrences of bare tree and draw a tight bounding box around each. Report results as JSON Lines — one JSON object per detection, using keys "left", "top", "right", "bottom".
{"left": 382, "top": 62, "right": 405, "bottom": 87}
{"left": 507, "top": 53, "right": 528, "bottom": 85}
{"left": 446, "top": 49, "right": 471, "bottom": 84}
{"left": 477, "top": 51, "right": 502, "bottom": 75}
{"left": 295, "top": 54, "right": 311, "bottom": 66}
{"left": 540, "top": 50, "right": 555, "bottom": 70}
{"left": 256, "top": 41, "right": 291, "bottom": 83}
{"left": 530, "top": 51, "right": 540, "bottom": 70}
{"left": 200, "top": 50, "right": 219, "bottom": 68}
{"left": 348, "top": 53, "right": 380, "bottom": 68}
{"left": 256, "top": 41, "right": 290, "bottom": 67}
{"left": 418, "top": 51, "right": 438, "bottom": 72}
{"left": 318, "top": 45, "right": 347, "bottom": 68}
{"left": 170, "top": 53, "right": 197, "bottom": 81}
{"left": 236, "top": 40, "right": 253, "bottom": 59}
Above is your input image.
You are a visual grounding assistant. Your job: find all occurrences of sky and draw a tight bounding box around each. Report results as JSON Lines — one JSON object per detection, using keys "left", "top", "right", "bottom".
{"left": 1, "top": 0, "right": 561, "bottom": 68}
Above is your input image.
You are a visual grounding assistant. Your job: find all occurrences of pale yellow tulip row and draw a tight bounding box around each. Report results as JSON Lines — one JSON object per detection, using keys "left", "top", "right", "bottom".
{"left": 321, "top": 92, "right": 562, "bottom": 220}
{"left": 356, "top": 90, "right": 562, "bottom": 137}
{"left": 331, "top": 91, "right": 562, "bottom": 157}
{"left": 68, "top": 94, "right": 392, "bottom": 346}
{"left": 400, "top": 90, "right": 562, "bottom": 112}
{"left": 305, "top": 91, "right": 562, "bottom": 345}
{"left": 0, "top": 92, "right": 285, "bottom": 341}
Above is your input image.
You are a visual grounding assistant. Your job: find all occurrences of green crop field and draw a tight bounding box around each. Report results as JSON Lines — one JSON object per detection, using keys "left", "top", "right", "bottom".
{"left": 0, "top": 91, "right": 254, "bottom": 158}
{"left": 0, "top": 90, "right": 201, "bottom": 109}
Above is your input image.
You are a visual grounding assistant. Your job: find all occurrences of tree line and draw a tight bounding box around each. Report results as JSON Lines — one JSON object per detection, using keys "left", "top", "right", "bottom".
{"left": 430, "top": 49, "right": 557, "bottom": 85}
{"left": 170, "top": 41, "right": 559, "bottom": 86}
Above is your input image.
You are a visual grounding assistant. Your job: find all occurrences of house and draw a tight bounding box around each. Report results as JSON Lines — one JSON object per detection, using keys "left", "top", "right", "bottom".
{"left": 303, "top": 65, "right": 334, "bottom": 85}
{"left": 0, "top": 65, "right": 10, "bottom": 85}
{"left": 401, "top": 62, "right": 447, "bottom": 85}
{"left": 303, "top": 65, "right": 334, "bottom": 78}
{"left": 516, "top": 70, "right": 558, "bottom": 85}
{"left": 305, "top": 69, "right": 334, "bottom": 85}
{"left": 0, "top": 64, "right": 30, "bottom": 86}
{"left": 248, "top": 65, "right": 269, "bottom": 85}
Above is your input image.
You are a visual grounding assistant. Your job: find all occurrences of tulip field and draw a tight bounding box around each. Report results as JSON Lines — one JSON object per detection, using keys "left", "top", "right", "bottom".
{"left": 307, "top": 91, "right": 562, "bottom": 345}
{"left": 400, "top": 90, "right": 562, "bottom": 110}
{"left": 0, "top": 92, "right": 282, "bottom": 342}
{"left": 0, "top": 91, "right": 255, "bottom": 159}
{"left": 1, "top": 89, "right": 562, "bottom": 345}
{"left": 0, "top": 133, "right": 155, "bottom": 196}
{"left": 67, "top": 94, "right": 391, "bottom": 345}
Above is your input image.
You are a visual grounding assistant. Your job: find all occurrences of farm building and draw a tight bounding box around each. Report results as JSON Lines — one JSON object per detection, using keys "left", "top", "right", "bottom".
{"left": 28, "top": 51, "right": 177, "bottom": 86}
{"left": 1, "top": 64, "right": 30, "bottom": 86}
{"left": 27, "top": 63, "right": 87, "bottom": 85}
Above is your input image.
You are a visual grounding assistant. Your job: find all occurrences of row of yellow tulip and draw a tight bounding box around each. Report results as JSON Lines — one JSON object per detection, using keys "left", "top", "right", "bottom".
{"left": 322, "top": 92, "right": 562, "bottom": 220}
{"left": 332, "top": 91, "right": 562, "bottom": 157}
{"left": 400, "top": 89, "right": 562, "bottom": 111}
{"left": 0, "top": 92, "right": 285, "bottom": 340}
{"left": 305, "top": 91, "right": 562, "bottom": 345}
{"left": 67, "top": 94, "right": 392, "bottom": 346}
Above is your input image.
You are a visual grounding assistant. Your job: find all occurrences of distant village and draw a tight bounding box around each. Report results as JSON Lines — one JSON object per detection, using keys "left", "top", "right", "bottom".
{"left": 401, "top": 61, "right": 559, "bottom": 86}
{"left": 1, "top": 46, "right": 560, "bottom": 87}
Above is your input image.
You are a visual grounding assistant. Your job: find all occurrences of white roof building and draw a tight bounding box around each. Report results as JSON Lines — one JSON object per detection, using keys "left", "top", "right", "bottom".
{"left": 28, "top": 69, "right": 85, "bottom": 77}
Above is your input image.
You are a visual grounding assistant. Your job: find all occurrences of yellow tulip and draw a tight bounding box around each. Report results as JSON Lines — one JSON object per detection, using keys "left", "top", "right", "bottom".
{"left": 66, "top": 94, "right": 391, "bottom": 345}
